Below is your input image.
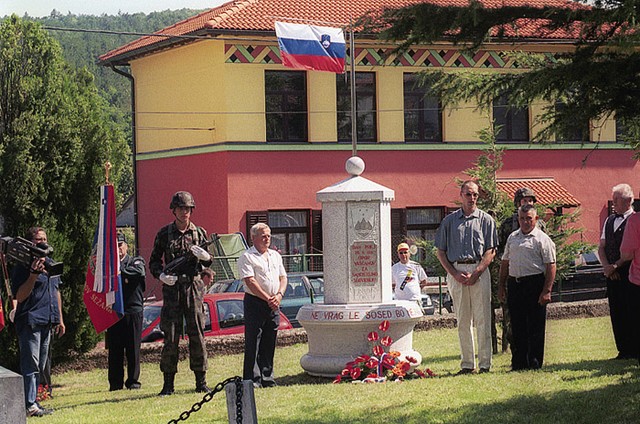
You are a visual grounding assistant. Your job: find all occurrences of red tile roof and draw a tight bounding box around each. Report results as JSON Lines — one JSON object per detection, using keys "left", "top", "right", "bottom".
{"left": 497, "top": 178, "right": 581, "bottom": 207}
{"left": 99, "top": 0, "right": 586, "bottom": 65}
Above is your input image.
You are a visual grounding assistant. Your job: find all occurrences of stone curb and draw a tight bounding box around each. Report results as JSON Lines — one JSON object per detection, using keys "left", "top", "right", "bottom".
{"left": 54, "top": 298, "right": 609, "bottom": 373}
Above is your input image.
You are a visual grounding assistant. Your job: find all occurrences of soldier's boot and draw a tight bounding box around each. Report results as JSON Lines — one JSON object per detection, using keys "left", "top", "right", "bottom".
{"left": 158, "top": 373, "right": 175, "bottom": 396}
{"left": 195, "top": 371, "right": 210, "bottom": 393}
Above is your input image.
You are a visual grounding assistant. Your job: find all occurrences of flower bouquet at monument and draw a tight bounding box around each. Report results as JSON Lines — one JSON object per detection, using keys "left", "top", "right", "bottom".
{"left": 333, "top": 320, "right": 436, "bottom": 383}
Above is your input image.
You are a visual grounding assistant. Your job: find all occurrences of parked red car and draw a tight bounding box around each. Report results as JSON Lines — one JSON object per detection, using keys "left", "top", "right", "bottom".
{"left": 142, "top": 292, "right": 293, "bottom": 342}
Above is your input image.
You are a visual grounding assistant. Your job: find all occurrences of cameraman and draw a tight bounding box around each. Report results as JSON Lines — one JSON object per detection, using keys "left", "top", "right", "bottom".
{"left": 11, "top": 227, "right": 64, "bottom": 417}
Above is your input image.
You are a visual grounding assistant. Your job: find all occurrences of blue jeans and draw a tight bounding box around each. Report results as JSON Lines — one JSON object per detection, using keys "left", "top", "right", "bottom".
{"left": 17, "top": 323, "right": 51, "bottom": 408}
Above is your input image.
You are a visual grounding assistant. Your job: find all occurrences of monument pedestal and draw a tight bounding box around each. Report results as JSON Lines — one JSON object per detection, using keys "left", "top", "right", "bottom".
{"left": 298, "top": 302, "right": 422, "bottom": 377}
{"left": 298, "top": 157, "right": 423, "bottom": 378}
{"left": 0, "top": 366, "right": 26, "bottom": 424}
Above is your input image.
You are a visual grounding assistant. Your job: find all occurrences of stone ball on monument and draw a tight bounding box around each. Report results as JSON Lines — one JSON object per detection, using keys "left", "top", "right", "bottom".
{"left": 345, "top": 156, "right": 365, "bottom": 176}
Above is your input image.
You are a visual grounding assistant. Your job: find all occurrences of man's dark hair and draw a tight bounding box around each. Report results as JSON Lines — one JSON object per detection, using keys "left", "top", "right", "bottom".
{"left": 26, "top": 227, "right": 45, "bottom": 242}
{"left": 518, "top": 204, "right": 537, "bottom": 215}
{"left": 200, "top": 268, "right": 214, "bottom": 279}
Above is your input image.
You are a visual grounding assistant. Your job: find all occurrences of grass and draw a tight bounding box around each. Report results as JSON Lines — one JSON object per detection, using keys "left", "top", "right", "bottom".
{"left": 42, "top": 316, "right": 640, "bottom": 423}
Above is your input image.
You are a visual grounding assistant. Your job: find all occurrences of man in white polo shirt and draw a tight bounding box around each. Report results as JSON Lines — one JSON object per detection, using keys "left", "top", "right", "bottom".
{"left": 392, "top": 243, "right": 427, "bottom": 304}
{"left": 238, "top": 223, "right": 288, "bottom": 388}
{"left": 498, "top": 204, "right": 556, "bottom": 371}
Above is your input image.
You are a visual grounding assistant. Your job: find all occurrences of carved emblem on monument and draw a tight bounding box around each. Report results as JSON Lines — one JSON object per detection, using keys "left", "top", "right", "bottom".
{"left": 350, "top": 205, "right": 376, "bottom": 240}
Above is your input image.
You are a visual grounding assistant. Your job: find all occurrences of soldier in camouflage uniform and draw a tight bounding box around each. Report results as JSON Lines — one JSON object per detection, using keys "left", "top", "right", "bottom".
{"left": 149, "top": 191, "right": 213, "bottom": 396}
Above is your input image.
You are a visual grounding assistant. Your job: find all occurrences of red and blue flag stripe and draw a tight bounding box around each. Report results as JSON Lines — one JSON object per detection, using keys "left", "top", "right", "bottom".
{"left": 276, "top": 22, "right": 345, "bottom": 74}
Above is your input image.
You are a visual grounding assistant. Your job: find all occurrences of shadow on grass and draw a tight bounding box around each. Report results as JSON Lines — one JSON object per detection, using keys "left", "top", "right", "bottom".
{"left": 268, "top": 373, "right": 640, "bottom": 424}
{"left": 270, "top": 358, "right": 640, "bottom": 423}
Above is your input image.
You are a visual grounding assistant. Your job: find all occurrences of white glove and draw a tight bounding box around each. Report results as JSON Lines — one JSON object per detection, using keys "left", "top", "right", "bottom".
{"left": 190, "top": 245, "right": 211, "bottom": 261}
{"left": 9, "top": 308, "right": 16, "bottom": 323}
{"left": 160, "top": 273, "right": 178, "bottom": 286}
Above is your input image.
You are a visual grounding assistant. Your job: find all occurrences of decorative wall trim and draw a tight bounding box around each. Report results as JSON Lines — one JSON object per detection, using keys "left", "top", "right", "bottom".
{"left": 224, "top": 44, "right": 560, "bottom": 68}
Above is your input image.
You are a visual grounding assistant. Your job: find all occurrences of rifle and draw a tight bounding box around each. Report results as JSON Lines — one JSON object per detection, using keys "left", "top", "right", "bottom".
{"left": 163, "top": 236, "right": 217, "bottom": 276}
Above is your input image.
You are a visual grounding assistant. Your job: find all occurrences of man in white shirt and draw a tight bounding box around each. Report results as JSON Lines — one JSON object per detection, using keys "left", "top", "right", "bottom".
{"left": 392, "top": 243, "right": 427, "bottom": 303}
{"left": 498, "top": 204, "right": 556, "bottom": 370}
{"left": 238, "top": 223, "right": 288, "bottom": 388}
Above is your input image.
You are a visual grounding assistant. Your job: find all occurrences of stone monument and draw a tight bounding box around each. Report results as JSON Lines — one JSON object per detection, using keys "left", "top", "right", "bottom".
{"left": 0, "top": 366, "right": 26, "bottom": 423}
{"left": 297, "top": 156, "right": 423, "bottom": 377}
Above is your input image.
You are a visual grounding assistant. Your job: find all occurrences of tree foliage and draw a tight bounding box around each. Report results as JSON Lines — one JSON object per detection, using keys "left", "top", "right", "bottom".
{"left": 360, "top": 0, "right": 640, "bottom": 152}
{"left": 0, "top": 16, "right": 130, "bottom": 370}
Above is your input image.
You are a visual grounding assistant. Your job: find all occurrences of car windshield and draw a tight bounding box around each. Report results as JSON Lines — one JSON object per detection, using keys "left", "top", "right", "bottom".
{"left": 217, "top": 299, "right": 245, "bottom": 328}
{"left": 309, "top": 277, "right": 324, "bottom": 295}
{"left": 143, "top": 305, "right": 161, "bottom": 329}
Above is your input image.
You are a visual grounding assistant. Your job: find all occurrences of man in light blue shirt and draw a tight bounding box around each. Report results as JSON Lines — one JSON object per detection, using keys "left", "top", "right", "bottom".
{"left": 435, "top": 181, "right": 497, "bottom": 374}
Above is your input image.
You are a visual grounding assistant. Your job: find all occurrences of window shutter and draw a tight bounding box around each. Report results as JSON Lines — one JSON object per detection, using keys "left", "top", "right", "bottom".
{"left": 245, "top": 211, "right": 267, "bottom": 246}
{"left": 311, "top": 210, "right": 323, "bottom": 253}
{"left": 391, "top": 208, "right": 406, "bottom": 251}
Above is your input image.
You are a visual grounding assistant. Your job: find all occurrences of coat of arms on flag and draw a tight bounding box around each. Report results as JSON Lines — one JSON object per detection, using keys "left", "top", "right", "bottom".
{"left": 275, "top": 21, "right": 346, "bottom": 74}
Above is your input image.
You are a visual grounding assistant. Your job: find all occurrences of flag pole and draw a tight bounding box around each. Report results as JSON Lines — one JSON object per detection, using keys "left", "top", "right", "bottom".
{"left": 349, "top": 19, "right": 357, "bottom": 157}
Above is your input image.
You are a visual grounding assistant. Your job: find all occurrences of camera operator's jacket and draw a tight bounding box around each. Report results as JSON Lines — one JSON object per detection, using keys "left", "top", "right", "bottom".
{"left": 11, "top": 264, "right": 61, "bottom": 328}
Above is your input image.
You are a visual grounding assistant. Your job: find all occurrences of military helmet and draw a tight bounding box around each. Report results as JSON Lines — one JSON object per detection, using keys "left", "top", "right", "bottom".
{"left": 169, "top": 191, "right": 196, "bottom": 209}
{"left": 514, "top": 187, "right": 537, "bottom": 207}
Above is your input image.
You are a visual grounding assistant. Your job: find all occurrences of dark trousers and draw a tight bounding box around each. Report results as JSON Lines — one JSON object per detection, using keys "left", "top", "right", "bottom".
{"left": 107, "top": 311, "right": 143, "bottom": 389}
{"left": 607, "top": 267, "right": 637, "bottom": 357}
{"left": 243, "top": 294, "right": 279, "bottom": 385}
{"left": 507, "top": 274, "right": 547, "bottom": 370}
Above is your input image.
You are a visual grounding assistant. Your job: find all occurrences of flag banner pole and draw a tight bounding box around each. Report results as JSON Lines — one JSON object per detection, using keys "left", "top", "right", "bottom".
{"left": 83, "top": 162, "right": 124, "bottom": 333}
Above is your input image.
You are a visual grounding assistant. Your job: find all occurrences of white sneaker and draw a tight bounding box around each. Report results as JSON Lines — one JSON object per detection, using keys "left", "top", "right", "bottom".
{"left": 26, "top": 404, "right": 53, "bottom": 417}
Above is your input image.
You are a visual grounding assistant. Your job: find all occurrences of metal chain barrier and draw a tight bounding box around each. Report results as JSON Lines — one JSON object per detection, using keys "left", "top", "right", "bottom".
{"left": 167, "top": 376, "right": 243, "bottom": 424}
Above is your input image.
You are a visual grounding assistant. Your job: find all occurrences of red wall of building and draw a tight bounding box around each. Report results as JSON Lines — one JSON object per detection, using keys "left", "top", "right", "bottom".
{"left": 136, "top": 147, "right": 638, "bottom": 294}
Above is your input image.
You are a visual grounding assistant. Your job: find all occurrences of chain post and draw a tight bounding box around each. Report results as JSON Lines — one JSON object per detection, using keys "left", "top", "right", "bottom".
{"left": 166, "top": 376, "right": 242, "bottom": 424}
{"left": 226, "top": 379, "right": 257, "bottom": 424}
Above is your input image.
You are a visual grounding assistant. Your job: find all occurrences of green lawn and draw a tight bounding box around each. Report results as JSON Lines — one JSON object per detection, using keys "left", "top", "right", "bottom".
{"left": 43, "top": 316, "right": 640, "bottom": 423}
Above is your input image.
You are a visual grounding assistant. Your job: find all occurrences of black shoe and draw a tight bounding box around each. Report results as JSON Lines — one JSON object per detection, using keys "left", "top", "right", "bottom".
{"left": 195, "top": 383, "right": 211, "bottom": 393}
{"left": 614, "top": 353, "right": 634, "bottom": 360}
{"left": 262, "top": 380, "right": 277, "bottom": 388}
{"left": 252, "top": 381, "right": 262, "bottom": 389}
{"left": 127, "top": 382, "right": 142, "bottom": 390}
{"left": 455, "top": 368, "right": 475, "bottom": 375}
{"left": 159, "top": 373, "right": 175, "bottom": 396}
{"left": 194, "top": 371, "right": 210, "bottom": 393}
{"left": 478, "top": 368, "right": 490, "bottom": 374}
{"left": 109, "top": 386, "right": 123, "bottom": 391}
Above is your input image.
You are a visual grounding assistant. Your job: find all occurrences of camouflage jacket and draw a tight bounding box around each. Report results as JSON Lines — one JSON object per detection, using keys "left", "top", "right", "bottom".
{"left": 149, "top": 221, "right": 210, "bottom": 279}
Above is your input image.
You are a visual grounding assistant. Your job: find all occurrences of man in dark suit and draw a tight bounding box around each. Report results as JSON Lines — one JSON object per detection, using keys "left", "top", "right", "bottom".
{"left": 107, "top": 233, "right": 146, "bottom": 390}
{"left": 599, "top": 184, "right": 635, "bottom": 359}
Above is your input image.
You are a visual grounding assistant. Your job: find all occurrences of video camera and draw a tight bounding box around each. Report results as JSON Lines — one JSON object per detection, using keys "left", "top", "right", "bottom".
{"left": 0, "top": 236, "right": 64, "bottom": 277}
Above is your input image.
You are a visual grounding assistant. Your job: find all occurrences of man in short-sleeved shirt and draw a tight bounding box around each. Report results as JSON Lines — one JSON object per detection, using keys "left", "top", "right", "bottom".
{"left": 238, "top": 223, "right": 287, "bottom": 388}
{"left": 498, "top": 205, "right": 556, "bottom": 370}
{"left": 11, "top": 227, "right": 64, "bottom": 417}
{"left": 435, "top": 180, "right": 497, "bottom": 374}
{"left": 392, "top": 243, "right": 427, "bottom": 302}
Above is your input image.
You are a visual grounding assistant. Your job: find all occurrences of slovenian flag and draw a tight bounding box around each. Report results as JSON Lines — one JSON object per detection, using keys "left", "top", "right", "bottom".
{"left": 83, "top": 184, "right": 124, "bottom": 333}
{"left": 276, "top": 21, "right": 346, "bottom": 74}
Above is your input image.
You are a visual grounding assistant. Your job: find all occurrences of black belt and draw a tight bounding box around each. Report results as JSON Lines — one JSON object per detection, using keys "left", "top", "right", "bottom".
{"left": 509, "top": 273, "right": 544, "bottom": 283}
{"left": 456, "top": 259, "right": 478, "bottom": 264}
